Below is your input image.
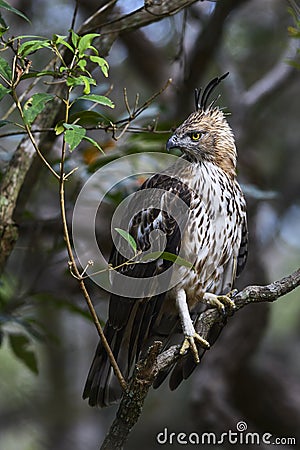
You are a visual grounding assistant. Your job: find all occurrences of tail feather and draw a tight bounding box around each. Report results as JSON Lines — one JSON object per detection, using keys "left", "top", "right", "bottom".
{"left": 83, "top": 296, "right": 166, "bottom": 407}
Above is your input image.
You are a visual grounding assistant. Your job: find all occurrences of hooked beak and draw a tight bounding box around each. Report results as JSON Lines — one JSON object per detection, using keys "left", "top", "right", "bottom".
{"left": 166, "top": 135, "right": 179, "bottom": 152}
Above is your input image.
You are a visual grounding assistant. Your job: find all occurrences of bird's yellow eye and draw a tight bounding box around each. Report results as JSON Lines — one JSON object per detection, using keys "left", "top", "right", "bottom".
{"left": 191, "top": 132, "right": 202, "bottom": 141}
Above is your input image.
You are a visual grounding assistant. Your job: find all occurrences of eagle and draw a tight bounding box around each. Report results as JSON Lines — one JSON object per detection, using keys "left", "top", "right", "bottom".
{"left": 83, "top": 74, "right": 248, "bottom": 407}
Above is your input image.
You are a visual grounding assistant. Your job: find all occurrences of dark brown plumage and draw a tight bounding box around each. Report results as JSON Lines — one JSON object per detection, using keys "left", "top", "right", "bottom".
{"left": 83, "top": 74, "right": 248, "bottom": 407}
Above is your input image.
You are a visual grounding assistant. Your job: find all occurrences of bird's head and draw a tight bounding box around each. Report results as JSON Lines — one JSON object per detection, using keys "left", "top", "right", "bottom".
{"left": 166, "top": 74, "right": 237, "bottom": 179}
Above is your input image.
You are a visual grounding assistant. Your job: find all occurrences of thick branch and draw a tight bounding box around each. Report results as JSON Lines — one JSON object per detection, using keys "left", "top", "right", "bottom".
{"left": 80, "top": 0, "right": 198, "bottom": 33}
{"left": 79, "top": 0, "right": 199, "bottom": 54}
{"left": 101, "top": 267, "right": 300, "bottom": 450}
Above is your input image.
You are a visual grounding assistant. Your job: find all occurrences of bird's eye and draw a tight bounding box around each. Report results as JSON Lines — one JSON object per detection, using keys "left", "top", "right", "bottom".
{"left": 191, "top": 132, "right": 202, "bottom": 141}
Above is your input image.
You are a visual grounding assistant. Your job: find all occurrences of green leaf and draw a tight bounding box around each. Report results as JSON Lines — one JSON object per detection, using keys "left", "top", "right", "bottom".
{"left": 77, "top": 94, "right": 114, "bottom": 108}
{"left": 0, "top": 83, "right": 10, "bottom": 100}
{"left": 0, "top": 12, "right": 8, "bottom": 37}
{"left": 141, "top": 251, "right": 194, "bottom": 269}
{"left": 19, "top": 39, "right": 51, "bottom": 57}
{"left": 82, "top": 135, "right": 104, "bottom": 154}
{"left": 54, "top": 121, "right": 64, "bottom": 135}
{"left": 69, "top": 110, "right": 107, "bottom": 126}
{"left": 115, "top": 228, "right": 137, "bottom": 253}
{"left": 20, "top": 70, "right": 58, "bottom": 80}
{"left": 77, "top": 59, "right": 87, "bottom": 71}
{"left": 78, "top": 33, "right": 100, "bottom": 57}
{"left": 81, "top": 76, "right": 96, "bottom": 94}
{"left": 64, "top": 123, "right": 86, "bottom": 151}
{"left": 66, "top": 75, "right": 96, "bottom": 94}
{"left": 8, "top": 333, "right": 38, "bottom": 374}
{"left": 53, "top": 34, "right": 74, "bottom": 53}
{"left": 89, "top": 55, "right": 109, "bottom": 77}
{"left": 0, "top": 56, "right": 12, "bottom": 82}
{"left": 23, "top": 93, "right": 54, "bottom": 126}
{"left": 70, "top": 30, "right": 79, "bottom": 48}
{"left": 0, "top": 0, "right": 30, "bottom": 22}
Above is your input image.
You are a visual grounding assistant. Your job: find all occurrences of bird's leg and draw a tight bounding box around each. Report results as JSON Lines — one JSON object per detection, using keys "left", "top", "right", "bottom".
{"left": 176, "top": 289, "right": 210, "bottom": 363}
{"left": 203, "top": 291, "right": 236, "bottom": 316}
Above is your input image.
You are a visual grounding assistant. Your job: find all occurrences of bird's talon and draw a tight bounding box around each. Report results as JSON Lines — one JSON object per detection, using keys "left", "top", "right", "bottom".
{"left": 180, "top": 333, "right": 210, "bottom": 363}
{"left": 204, "top": 292, "right": 236, "bottom": 314}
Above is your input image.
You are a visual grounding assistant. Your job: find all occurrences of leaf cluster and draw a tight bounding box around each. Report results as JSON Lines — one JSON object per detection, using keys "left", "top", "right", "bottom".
{"left": 0, "top": 23, "right": 114, "bottom": 152}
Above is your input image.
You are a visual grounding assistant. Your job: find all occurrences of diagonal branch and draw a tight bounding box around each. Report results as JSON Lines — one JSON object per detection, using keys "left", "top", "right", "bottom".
{"left": 100, "top": 267, "right": 300, "bottom": 450}
{"left": 79, "top": 0, "right": 199, "bottom": 36}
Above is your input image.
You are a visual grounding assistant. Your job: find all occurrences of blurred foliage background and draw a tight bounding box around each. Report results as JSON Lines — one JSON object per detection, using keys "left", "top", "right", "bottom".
{"left": 0, "top": 0, "right": 300, "bottom": 449}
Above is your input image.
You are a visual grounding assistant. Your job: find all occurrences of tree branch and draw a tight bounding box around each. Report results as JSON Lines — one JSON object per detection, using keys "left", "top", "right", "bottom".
{"left": 101, "top": 267, "right": 300, "bottom": 450}
{"left": 79, "top": 0, "right": 200, "bottom": 53}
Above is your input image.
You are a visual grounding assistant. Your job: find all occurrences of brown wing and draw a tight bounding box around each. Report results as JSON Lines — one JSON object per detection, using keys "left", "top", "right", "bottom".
{"left": 83, "top": 173, "right": 192, "bottom": 407}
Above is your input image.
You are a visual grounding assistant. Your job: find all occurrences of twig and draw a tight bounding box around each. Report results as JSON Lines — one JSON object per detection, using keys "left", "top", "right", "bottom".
{"left": 100, "top": 267, "right": 300, "bottom": 449}
{"left": 113, "top": 78, "right": 172, "bottom": 128}
{"left": 0, "top": 124, "right": 172, "bottom": 139}
{"left": 58, "top": 89, "right": 127, "bottom": 392}
{"left": 123, "top": 87, "right": 131, "bottom": 115}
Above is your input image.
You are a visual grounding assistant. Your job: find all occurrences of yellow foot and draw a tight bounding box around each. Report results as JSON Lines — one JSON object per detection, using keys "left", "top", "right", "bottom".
{"left": 180, "top": 333, "right": 210, "bottom": 363}
{"left": 203, "top": 292, "right": 236, "bottom": 315}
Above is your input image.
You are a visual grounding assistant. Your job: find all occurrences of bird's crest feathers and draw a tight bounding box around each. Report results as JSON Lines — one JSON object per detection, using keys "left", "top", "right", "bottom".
{"left": 194, "top": 72, "right": 229, "bottom": 111}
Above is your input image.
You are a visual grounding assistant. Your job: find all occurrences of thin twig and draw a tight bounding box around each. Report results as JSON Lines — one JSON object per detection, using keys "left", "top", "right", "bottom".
{"left": 114, "top": 78, "right": 172, "bottom": 130}
{"left": 58, "top": 88, "right": 127, "bottom": 392}
{"left": 123, "top": 87, "right": 131, "bottom": 115}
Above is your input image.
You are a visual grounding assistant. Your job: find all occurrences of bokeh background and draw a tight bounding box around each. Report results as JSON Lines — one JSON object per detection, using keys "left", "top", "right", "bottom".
{"left": 0, "top": 0, "right": 300, "bottom": 449}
